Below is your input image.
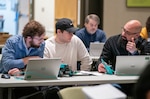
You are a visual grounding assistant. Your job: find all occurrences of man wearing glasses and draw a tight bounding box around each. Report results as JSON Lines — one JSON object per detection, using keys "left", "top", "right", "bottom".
{"left": 0, "top": 20, "right": 45, "bottom": 75}
{"left": 0, "top": 20, "right": 46, "bottom": 98}
{"left": 96, "top": 20, "right": 148, "bottom": 96}
{"left": 97, "top": 20, "right": 143, "bottom": 73}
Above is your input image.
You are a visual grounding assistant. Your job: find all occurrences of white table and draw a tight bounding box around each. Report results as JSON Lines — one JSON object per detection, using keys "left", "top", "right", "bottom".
{"left": 0, "top": 74, "right": 138, "bottom": 87}
{"left": 0, "top": 74, "right": 139, "bottom": 99}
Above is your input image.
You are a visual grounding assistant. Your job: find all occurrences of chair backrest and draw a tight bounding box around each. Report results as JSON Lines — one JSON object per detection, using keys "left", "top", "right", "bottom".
{"left": 58, "top": 87, "right": 87, "bottom": 99}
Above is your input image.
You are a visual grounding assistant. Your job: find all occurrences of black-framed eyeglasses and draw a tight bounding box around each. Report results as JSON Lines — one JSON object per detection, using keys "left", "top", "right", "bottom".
{"left": 122, "top": 27, "right": 139, "bottom": 35}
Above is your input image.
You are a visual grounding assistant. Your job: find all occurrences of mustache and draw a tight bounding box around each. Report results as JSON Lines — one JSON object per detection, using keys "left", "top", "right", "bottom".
{"left": 121, "top": 36, "right": 127, "bottom": 41}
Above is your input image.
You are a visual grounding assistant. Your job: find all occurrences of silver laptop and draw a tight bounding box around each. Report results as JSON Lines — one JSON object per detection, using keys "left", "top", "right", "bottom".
{"left": 17, "top": 58, "right": 61, "bottom": 80}
{"left": 115, "top": 55, "right": 150, "bottom": 76}
{"left": 89, "top": 42, "right": 104, "bottom": 57}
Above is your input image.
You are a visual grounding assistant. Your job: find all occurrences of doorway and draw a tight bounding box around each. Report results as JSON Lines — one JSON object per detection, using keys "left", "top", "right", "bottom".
{"left": 55, "top": 0, "right": 78, "bottom": 27}
{"left": 80, "top": 0, "right": 103, "bottom": 29}
{"left": 18, "top": 0, "right": 33, "bottom": 34}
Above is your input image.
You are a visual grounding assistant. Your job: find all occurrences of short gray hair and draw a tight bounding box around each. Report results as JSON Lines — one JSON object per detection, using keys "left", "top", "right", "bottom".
{"left": 85, "top": 14, "right": 100, "bottom": 24}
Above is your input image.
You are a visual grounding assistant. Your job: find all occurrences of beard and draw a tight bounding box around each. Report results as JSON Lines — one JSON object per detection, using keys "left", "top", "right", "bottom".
{"left": 30, "top": 40, "right": 40, "bottom": 48}
{"left": 120, "top": 36, "right": 128, "bottom": 49}
{"left": 89, "top": 30, "right": 96, "bottom": 34}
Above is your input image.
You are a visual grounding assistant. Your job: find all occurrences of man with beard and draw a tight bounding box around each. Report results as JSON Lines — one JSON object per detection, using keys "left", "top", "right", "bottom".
{"left": 0, "top": 20, "right": 46, "bottom": 98}
{"left": 75, "top": 14, "right": 106, "bottom": 52}
{"left": 75, "top": 14, "right": 106, "bottom": 70}
{"left": 96, "top": 20, "right": 145, "bottom": 97}
{"left": 97, "top": 20, "right": 143, "bottom": 72}
{"left": 0, "top": 20, "right": 45, "bottom": 75}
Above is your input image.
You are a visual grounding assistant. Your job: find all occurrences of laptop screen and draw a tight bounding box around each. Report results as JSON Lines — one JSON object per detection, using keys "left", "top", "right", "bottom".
{"left": 24, "top": 58, "right": 61, "bottom": 80}
{"left": 115, "top": 55, "right": 150, "bottom": 76}
{"left": 89, "top": 42, "right": 104, "bottom": 57}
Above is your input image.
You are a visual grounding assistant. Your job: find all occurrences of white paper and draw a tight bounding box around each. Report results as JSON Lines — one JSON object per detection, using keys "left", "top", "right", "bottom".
{"left": 82, "top": 84, "right": 127, "bottom": 99}
{"left": 80, "top": 71, "right": 103, "bottom": 76}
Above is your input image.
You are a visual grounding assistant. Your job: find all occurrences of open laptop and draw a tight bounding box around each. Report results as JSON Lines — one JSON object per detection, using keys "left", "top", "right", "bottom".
{"left": 89, "top": 42, "right": 104, "bottom": 57}
{"left": 16, "top": 58, "right": 61, "bottom": 80}
{"left": 115, "top": 55, "right": 150, "bottom": 76}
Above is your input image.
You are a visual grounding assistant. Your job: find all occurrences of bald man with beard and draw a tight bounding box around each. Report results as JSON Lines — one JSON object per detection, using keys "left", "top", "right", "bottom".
{"left": 97, "top": 20, "right": 143, "bottom": 73}
{"left": 96, "top": 20, "right": 147, "bottom": 96}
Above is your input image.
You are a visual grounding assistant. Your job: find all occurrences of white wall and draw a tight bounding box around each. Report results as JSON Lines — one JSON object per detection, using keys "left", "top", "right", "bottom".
{"left": 34, "top": 0, "right": 54, "bottom": 37}
{"left": 34, "top": 0, "right": 150, "bottom": 38}
{"left": 103, "top": 0, "right": 150, "bottom": 38}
